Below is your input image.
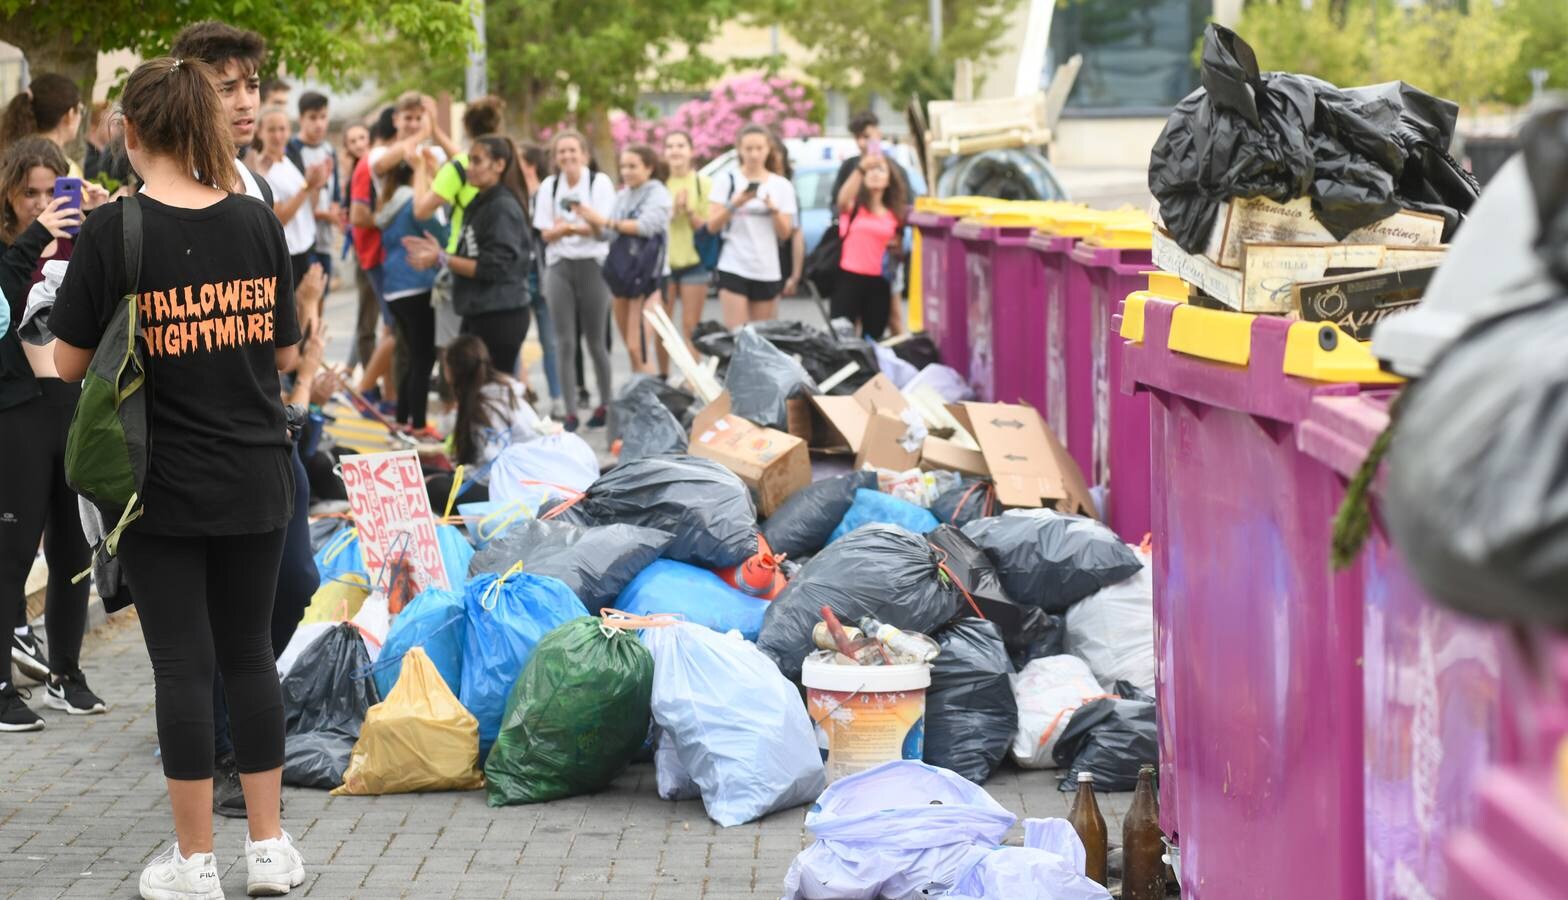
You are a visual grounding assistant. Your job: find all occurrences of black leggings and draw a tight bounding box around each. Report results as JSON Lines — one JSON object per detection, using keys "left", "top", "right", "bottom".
{"left": 0, "top": 380, "right": 91, "bottom": 684}
{"left": 462, "top": 306, "right": 531, "bottom": 377}
{"left": 830, "top": 270, "right": 893, "bottom": 341}
{"left": 387, "top": 292, "right": 436, "bottom": 428}
{"left": 119, "top": 526, "right": 288, "bottom": 780}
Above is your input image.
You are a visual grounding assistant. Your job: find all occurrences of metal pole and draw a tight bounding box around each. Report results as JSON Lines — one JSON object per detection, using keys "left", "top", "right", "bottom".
{"left": 929, "top": 0, "right": 942, "bottom": 55}
{"left": 465, "top": 0, "right": 488, "bottom": 100}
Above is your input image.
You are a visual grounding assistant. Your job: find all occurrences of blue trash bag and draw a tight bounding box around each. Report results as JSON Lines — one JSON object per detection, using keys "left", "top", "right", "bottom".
{"left": 372, "top": 587, "right": 466, "bottom": 699}
{"left": 643, "top": 623, "right": 824, "bottom": 827}
{"left": 460, "top": 570, "right": 589, "bottom": 751}
{"left": 828, "top": 489, "right": 940, "bottom": 544}
{"left": 616, "top": 560, "right": 770, "bottom": 640}
{"left": 781, "top": 760, "right": 1110, "bottom": 900}
{"left": 314, "top": 526, "right": 367, "bottom": 584}
{"left": 437, "top": 524, "right": 474, "bottom": 591}
{"left": 459, "top": 498, "right": 540, "bottom": 549}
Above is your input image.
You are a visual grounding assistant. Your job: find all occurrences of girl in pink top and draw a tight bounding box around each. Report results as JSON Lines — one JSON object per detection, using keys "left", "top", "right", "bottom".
{"left": 831, "top": 154, "right": 906, "bottom": 339}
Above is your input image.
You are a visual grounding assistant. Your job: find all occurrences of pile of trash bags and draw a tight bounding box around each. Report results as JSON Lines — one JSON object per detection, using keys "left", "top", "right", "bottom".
{"left": 1151, "top": 24, "right": 1478, "bottom": 253}
{"left": 696, "top": 319, "right": 879, "bottom": 395}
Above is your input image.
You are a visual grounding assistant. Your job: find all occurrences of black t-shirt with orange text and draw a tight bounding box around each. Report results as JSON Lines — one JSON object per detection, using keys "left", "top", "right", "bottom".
{"left": 52, "top": 194, "right": 301, "bottom": 536}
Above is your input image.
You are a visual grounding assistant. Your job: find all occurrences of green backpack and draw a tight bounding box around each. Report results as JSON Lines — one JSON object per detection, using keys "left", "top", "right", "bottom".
{"left": 64, "top": 195, "right": 147, "bottom": 552}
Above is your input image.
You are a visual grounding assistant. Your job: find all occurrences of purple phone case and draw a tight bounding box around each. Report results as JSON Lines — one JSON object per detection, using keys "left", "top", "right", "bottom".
{"left": 53, "top": 177, "right": 83, "bottom": 237}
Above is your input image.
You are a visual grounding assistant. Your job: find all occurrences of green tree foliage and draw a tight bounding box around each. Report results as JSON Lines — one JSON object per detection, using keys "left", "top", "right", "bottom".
{"left": 0, "top": 0, "right": 474, "bottom": 105}
{"left": 1501, "top": 0, "right": 1568, "bottom": 104}
{"left": 761, "top": 0, "right": 1024, "bottom": 106}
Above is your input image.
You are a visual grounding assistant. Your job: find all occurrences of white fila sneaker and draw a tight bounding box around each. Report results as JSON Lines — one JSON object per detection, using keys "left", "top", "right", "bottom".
{"left": 139, "top": 843, "right": 224, "bottom": 900}
{"left": 244, "top": 830, "right": 305, "bottom": 896}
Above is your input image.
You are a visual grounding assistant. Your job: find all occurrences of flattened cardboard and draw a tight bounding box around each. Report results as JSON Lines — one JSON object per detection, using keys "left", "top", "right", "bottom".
{"left": 785, "top": 397, "right": 813, "bottom": 443}
{"left": 689, "top": 409, "right": 811, "bottom": 517}
{"left": 1149, "top": 196, "right": 1447, "bottom": 268}
{"left": 808, "top": 374, "right": 910, "bottom": 453}
{"left": 962, "top": 402, "right": 1097, "bottom": 516}
{"left": 857, "top": 412, "right": 923, "bottom": 472}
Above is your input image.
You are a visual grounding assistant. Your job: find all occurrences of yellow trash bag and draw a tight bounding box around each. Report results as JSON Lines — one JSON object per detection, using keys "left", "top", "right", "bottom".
{"left": 299, "top": 574, "right": 371, "bottom": 626}
{"left": 331, "top": 646, "right": 484, "bottom": 795}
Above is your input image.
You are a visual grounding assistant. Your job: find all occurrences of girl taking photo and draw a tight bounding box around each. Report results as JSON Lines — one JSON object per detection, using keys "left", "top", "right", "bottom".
{"left": 51, "top": 57, "right": 307, "bottom": 897}
{"left": 533, "top": 130, "right": 615, "bottom": 432}
{"left": 662, "top": 130, "right": 712, "bottom": 358}
{"left": 831, "top": 152, "right": 907, "bottom": 339}
{"left": 707, "top": 124, "right": 797, "bottom": 327}
{"left": 575, "top": 144, "right": 670, "bottom": 374}
{"left": 403, "top": 135, "right": 532, "bottom": 376}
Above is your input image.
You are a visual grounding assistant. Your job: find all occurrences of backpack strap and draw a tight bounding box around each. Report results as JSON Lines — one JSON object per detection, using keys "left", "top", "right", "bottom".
{"left": 453, "top": 159, "right": 467, "bottom": 184}
{"left": 285, "top": 141, "right": 306, "bottom": 180}
{"left": 122, "top": 195, "right": 143, "bottom": 301}
{"left": 254, "top": 171, "right": 275, "bottom": 207}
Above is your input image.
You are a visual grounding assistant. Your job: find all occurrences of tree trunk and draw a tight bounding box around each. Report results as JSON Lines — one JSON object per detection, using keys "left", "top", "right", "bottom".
{"left": 586, "top": 104, "right": 616, "bottom": 173}
{"left": 1, "top": 13, "right": 100, "bottom": 159}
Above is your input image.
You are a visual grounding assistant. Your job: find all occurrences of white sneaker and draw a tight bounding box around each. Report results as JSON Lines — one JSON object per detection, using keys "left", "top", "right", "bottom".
{"left": 139, "top": 843, "right": 224, "bottom": 900}
{"left": 245, "top": 831, "right": 304, "bottom": 896}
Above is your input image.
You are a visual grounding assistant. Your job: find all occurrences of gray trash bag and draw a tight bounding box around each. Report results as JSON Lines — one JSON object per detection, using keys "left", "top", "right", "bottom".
{"left": 573, "top": 455, "right": 758, "bottom": 568}
{"left": 725, "top": 326, "right": 818, "bottom": 430}
{"left": 931, "top": 478, "right": 997, "bottom": 528}
{"left": 962, "top": 510, "right": 1142, "bottom": 614}
{"left": 923, "top": 619, "right": 1018, "bottom": 784}
{"left": 610, "top": 376, "right": 693, "bottom": 461}
{"left": 760, "top": 470, "right": 878, "bottom": 559}
{"left": 927, "top": 525, "right": 1051, "bottom": 657}
{"left": 281, "top": 622, "right": 380, "bottom": 789}
{"left": 468, "top": 518, "right": 673, "bottom": 612}
{"left": 1051, "top": 684, "right": 1158, "bottom": 792}
{"left": 1385, "top": 297, "right": 1568, "bottom": 629}
{"left": 759, "top": 524, "right": 961, "bottom": 680}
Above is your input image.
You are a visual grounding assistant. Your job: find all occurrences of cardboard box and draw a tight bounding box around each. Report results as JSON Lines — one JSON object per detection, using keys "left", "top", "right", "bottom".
{"left": 808, "top": 374, "right": 909, "bottom": 453}
{"left": 1291, "top": 265, "right": 1439, "bottom": 340}
{"left": 1153, "top": 196, "right": 1446, "bottom": 268}
{"left": 961, "top": 403, "right": 1096, "bottom": 515}
{"left": 1152, "top": 228, "right": 1445, "bottom": 314}
{"left": 690, "top": 395, "right": 811, "bottom": 517}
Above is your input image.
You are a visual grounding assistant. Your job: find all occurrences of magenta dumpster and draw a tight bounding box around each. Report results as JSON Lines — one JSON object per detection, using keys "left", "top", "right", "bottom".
{"left": 910, "top": 198, "right": 1000, "bottom": 378}
{"left": 1071, "top": 230, "right": 1153, "bottom": 540}
{"left": 1120, "top": 297, "right": 1503, "bottom": 899}
{"left": 1025, "top": 232, "right": 1078, "bottom": 442}
{"left": 952, "top": 217, "right": 1045, "bottom": 404}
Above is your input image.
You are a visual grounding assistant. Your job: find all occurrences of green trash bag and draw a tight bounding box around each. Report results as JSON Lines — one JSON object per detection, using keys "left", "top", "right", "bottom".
{"left": 483, "top": 616, "right": 654, "bottom": 806}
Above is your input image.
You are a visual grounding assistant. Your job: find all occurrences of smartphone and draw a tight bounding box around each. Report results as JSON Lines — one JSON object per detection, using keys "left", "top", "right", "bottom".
{"left": 560, "top": 197, "right": 580, "bottom": 213}
{"left": 744, "top": 181, "right": 761, "bottom": 195}
{"left": 53, "top": 177, "right": 83, "bottom": 237}
{"left": 867, "top": 137, "right": 882, "bottom": 157}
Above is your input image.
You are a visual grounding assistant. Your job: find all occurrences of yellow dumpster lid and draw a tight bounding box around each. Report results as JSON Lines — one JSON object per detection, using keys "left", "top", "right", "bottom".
{"left": 958, "top": 201, "right": 1083, "bottom": 229}
{"left": 1081, "top": 218, "right": 1153, "bottom": 250}
{"left": 1034, "top": 206, "right": 1147, "bottom": 238}
{"left": 917, "top": 196, "right": 1010, "bottom": 216}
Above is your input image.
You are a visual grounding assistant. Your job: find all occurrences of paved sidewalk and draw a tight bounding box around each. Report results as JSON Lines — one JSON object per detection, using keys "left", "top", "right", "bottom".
{"left": 1, "top": 614, "right": 1131, "bottom": 899}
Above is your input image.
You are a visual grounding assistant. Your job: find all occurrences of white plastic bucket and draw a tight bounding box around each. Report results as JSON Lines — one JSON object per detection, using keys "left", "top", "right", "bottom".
{"left": 802, "top": 650, "right": 931, "bottom": 783}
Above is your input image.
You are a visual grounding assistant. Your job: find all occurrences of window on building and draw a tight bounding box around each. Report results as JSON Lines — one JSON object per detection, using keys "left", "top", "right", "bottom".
{"left": 1049, "top": 0, "right": 1213, "bottom": 115}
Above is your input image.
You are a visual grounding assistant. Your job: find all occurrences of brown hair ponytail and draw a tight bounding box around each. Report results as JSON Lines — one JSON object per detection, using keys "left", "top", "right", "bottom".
{"left": 120, "top": 57, "right": 239, "bottom": 193}
{"left": 0, "top": 74, "right": 80, "bottom": 148}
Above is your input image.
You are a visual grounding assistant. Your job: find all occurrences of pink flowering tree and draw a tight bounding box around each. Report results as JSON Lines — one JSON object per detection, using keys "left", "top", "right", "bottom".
{"left": 611, "top": 74, "right": 823, "bottom": 163}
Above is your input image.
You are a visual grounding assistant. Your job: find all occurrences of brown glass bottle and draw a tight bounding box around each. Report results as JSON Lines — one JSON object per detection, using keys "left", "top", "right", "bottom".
{"left": 1122, "top": 764, "right": 1168, "bottom": 899}
{"left": 1068, "top": 771, "right": 1108, "bottom": 885}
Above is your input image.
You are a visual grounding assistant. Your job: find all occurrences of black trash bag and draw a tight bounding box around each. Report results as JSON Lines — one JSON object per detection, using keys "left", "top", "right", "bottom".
{"left": 309, "top": 516, "right": 351, "bottom": 554}
{"left": 281, "top": 622, "right": 380, "bottom": 789}
{"left": 1009, "top": 613, "right": 1067, "bottom": 671}
{"left": 760, "top": 470, "right": 878, "bottom": 559}
{"left": 573, "top": 456, "right": 758, "bottom": 568}
{"left": 725, "top": 326, "right": 818, "bottom": 430}
{"left": 1052, "top": 689, "right": 1158, "bottom": 793}
{"left": 538, "top": 495, "right": 594, "bottom": 528}
{"left": 609, "top": 375, "right": 697, "bottom": 452}
{"left": 891, "top": 333, "right": 941, "bottom": 370}
{"left": 753, "top": 319, "right": 880, "bottom": 396}
{"left": 923, "top": 618, "right": 1017, "bottom": 784}
{"left": 468, "top": 518, "right": 674, "bottom": 612}
{"left": 759, "top": 524, "right": 962, "bottom": 680}
{"left": 612, "top": 385, "right": 687, "bottom": 463}
{"left": 926, "top": 525, "right": 1049, "bottom": 656}
{"left": 1150, "top": 25, "right": 1475, "bottom": 254}
{"left": 1386, "top": 297, "right": 1568, "bottom": 629}
{"left": 692, "top": 321, "right": 733, "bottom": 356}
{"left": 962, "top": 510, "right": 1142, "bottom": 614}
{"left": 930, "top": 478, "right": 998, "bottom": 528}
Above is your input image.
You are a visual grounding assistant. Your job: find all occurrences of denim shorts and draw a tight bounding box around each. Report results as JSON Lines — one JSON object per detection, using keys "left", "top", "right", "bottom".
{"left": 670, "top": 264, "right": 711, "bottom": 287}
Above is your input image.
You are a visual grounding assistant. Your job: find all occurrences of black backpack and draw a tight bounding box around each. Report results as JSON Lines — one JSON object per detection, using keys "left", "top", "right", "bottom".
{"left": 805, "top": 204, "right": 860, "bottom": 297}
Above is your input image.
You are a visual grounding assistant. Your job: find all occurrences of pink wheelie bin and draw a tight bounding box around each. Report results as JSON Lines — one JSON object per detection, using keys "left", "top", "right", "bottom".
{"left": 909, "top": 197, "right": 998, "bottom": 378}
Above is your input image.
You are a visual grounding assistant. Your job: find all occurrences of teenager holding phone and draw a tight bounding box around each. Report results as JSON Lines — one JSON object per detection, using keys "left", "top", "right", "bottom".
{"left": 831, "top": 153, "right": 907, "bottom": 339}
{"left": 707, "top": 124, "right": 797, "bottom": 327}
{"left": 51, "top": 57, "right": 307, "bottom": 896}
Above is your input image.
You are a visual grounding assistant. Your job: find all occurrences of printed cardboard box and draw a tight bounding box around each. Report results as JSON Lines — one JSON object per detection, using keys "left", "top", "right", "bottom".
{"left": 690, "top": 394, "right": 811, "bottom": 517}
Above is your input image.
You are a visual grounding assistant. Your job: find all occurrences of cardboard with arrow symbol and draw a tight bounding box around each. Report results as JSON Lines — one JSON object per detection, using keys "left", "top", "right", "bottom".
{"left": 958, "top": 402, "right": 1097, "bottom": 516}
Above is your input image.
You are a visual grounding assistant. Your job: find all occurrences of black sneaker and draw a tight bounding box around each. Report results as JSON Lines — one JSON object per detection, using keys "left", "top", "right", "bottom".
{"left": 214, "top": 753, "right": 248, "bottom": 818}
{"left": 11, "top": 628, "right": 50, "bottom": 682}
{"left": 587, "top": 405, "right": 608, "bottom": 429}
{"left": 0, "top": 682, "right": 44, "bottom": 732}
{"left": 44, "top": 670, "right": 106, "bottom": 715}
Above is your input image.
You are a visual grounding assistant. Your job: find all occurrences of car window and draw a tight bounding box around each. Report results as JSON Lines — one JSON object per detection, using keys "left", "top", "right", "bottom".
{"left": 793, "top": 168, "right": 836, "bottom": 211}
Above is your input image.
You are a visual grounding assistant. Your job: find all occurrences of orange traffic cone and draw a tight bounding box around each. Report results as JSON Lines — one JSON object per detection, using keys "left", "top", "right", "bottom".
{"left": 717, "top": 534, "right": 788, "bottom": 600}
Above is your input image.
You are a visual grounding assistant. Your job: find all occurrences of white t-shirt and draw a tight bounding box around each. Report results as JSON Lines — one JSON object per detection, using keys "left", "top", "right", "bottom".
{"left": 297, "top": 140, "right": 337, "bottom": 254}
{"left": 711, "top": 172, "right": 797, "bottom": 282}
{"left": 262, "top": 157, "right": 317, "bottom": 256}
{"left": 532, "top": 170, "right": 617, "bottom": 266}
{"left": 234, "top": 158, "right": 265, "bottom": 201}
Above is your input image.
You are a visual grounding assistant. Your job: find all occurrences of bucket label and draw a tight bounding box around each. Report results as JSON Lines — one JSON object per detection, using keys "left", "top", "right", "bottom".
{"left": 808, "top": 687, "right": 927, "bottom": 783}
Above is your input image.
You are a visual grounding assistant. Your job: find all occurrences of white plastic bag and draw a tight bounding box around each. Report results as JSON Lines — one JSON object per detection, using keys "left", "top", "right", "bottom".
{"left": 874, "top": 343, "right": 920, "bottom": 388}
{"left": 653, "top": 727, "right": 700, "bottom": 801}
{"left": 905, "top": 363, "right": 975, "bottom": 404}
{"left": 276, "top": 622, "right": 333, "bottom": 678}
{"left": 1011, "top": 655, "right": 1106, "bottom": 768}
{"left": 1065, "top": 545, "right": 1155, "bottom": 695}
{"left": 489, "top": 433, "right": 601, "bottom": 504}
{"left": 642, "top": 623, "right": 824, "bottom": 826}
{"left": 350, "top": 592, "right": 391, "bottom": 664}
{"left": 950, "top": 844, "right": 1110, "bottom": 900}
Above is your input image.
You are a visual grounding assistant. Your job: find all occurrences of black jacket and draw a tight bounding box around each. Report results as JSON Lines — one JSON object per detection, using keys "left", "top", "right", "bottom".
{"left": 0, "top": 221, "right": 53, "bottom": 411}
{"left": 452, "top": 185, "right": 530, "bottom": 318}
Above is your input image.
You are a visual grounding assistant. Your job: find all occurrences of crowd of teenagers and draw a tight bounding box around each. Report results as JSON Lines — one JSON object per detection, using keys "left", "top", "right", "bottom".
{"left": 0, "top": 16, "right": 913, "bottom": 898}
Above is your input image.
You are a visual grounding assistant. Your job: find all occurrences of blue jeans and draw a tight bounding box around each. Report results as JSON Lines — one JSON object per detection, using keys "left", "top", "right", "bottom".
{"left": 213, "top": 444, "right": 318, "bottom": 759}
{"left": 528, "top": 268, "right": 562, "bottom": 401}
